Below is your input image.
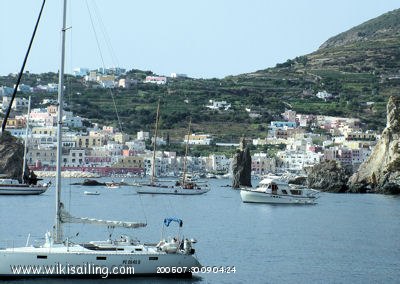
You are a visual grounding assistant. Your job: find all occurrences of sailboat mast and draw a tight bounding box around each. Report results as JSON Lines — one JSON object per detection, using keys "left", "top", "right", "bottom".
{"left": 22, "top": 96, "right": 31, "bottom": 182}
{"left": 55, "top": 0, "right": 67, "bottom": 244}
{"left": 150, "top": 100, "right": 160, "bottom": 184}
{"left": 182, "top": 118, "right": 191, "bottom": 185}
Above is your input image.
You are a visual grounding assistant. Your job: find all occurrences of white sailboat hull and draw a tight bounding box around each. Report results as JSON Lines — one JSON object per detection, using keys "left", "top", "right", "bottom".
{"left": 136, "top": 185, "right": 210, "bottom": 195}
{"left": 0, "top": 185, "right": 48, "bottom": 195}
{"left": 240, "top": 189, "right": 317, "bottom": 204}
{"left": 0, "top": 244, "right": 200, "bottom": 278}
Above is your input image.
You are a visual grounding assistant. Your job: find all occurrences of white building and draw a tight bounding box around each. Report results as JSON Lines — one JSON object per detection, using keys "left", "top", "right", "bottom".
{"left": 276, "top": 150, "right": 323, "bottom": 173}
{"left": 316, "top": 90, "right": 333, "bottom": 100}
{"left": 137, "top": 131, "right": 150, "bottom": 141}
{"left": 251, "top": 153, "right": 276, "bottom": 175}
{"left": 144, "top": 76, "right": 167, "bottom": 85}
{"left": 170, "top": 73, "right": 187, "bottom": 78}
{"left": 206, "top": 154, "right": 230, "bottom": 172}
{"left": 1, "top": 96, "right": 29, "bottom": 112}
{"left": 63, "top": 111, "right": 83, "bottom": 128}
{"left": 206, "top": 100, "right": 231, "bottom": 111}
{"left": 125, "top": 140, "right": 146, "bottom": 152}
{"left": 73, "top": 67, "right": 90, "bottom": 77}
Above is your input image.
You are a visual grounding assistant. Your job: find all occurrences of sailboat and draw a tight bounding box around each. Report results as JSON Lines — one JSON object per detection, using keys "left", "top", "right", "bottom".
{"left": 0, "top": 0, "right": 200, "bottom": 277}
{"left": 0, "top": 97, "right": 50, "bottom": 195}
{"left": 136, "top": 117, "right": 210, "bottom": 195}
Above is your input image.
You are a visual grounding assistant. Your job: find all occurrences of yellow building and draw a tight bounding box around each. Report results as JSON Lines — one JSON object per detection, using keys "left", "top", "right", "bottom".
{"left": 32, "top": 126, "right": 57, "bottom": 136}
{"left": 113, "top": 156, "right": 144, "bottom": 169}
{"left": 5, "top": 118, "right": 25, "bottom": 128}
{"left": 76, "top": 133, "right": 106, "bottom": 148}
{"left": 184, "top": 133, "right": 212, "bottom": 145}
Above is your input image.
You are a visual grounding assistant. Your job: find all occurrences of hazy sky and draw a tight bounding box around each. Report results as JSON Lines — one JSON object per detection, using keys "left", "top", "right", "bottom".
{"left": 1, "top": 0, "right": 399, "bottom": 78}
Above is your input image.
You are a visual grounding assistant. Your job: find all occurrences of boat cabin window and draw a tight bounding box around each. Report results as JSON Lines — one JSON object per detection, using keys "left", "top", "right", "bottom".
{"left": 96, "top": 256, "right": 107, "bottom": 260}
{"left": 37, "top": 255, "right": 47, "bottom": 259}
{"left": 271, "top": 183, "right": 278, "bottom": 194}
{"left": 281, "top": 189, "right": 288, "bottom": 195}
{"left": 290, "top": 189, "right": 302, "bottom": 195}
{"left": 149, "top": 257, "right": 158, "bottom": 260}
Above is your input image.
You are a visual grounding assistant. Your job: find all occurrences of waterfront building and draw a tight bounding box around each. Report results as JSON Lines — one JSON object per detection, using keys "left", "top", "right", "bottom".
{"left": 251, "top": 153, "right": 276, "bottom": 175}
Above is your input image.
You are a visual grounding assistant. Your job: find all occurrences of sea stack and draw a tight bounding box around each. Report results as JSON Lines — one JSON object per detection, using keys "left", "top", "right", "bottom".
{"left": 348, "top": 96, "right": 400, "bottom": 194}
{"left": 232, "top": 137, "right": 252, "bottom": 188}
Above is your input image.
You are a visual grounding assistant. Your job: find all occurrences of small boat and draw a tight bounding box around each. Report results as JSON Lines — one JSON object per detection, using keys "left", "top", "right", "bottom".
{"left": 240, "top": 177, "right": 318, "bottom": 204}
{"left": 136, "top": 182, "right": 210, "bottom": 195}
{"left": 105, "top": 181, "right": 121, "bottom": 189}
{"left": 84, "top": 190, "right": 100, "bottom": 195}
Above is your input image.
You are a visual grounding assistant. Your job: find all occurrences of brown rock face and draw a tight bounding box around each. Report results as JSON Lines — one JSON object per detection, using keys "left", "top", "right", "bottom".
{"left": 0, "top": 131, "right": 25, "bottom": 182}
{"left": 347, "top": 96, "right": 400, "bottom": 194}
{"left": 306, "top": 160, "right": 352, "bottom": 193}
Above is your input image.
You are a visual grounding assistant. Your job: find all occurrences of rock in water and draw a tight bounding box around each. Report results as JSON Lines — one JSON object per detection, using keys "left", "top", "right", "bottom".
{"left": 232, "top": 138, "right": 252, "bottom": 188}
{"left": 0, "top": 131, "right": 25, "bottom": 182}
{"left": 348, "top": 96, "right": 400, "bottom": 194}
{"left": 306, "top": 160, "right": 352, "bottom": 193}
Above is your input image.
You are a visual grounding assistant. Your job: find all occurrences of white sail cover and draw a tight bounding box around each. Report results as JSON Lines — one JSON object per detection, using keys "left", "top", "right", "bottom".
{"left": 60, "top": 208, "right": 147, "bottom": 229}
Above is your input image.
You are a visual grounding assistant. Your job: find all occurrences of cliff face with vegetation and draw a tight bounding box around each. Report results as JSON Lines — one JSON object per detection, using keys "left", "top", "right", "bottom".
{"left": 348, "top": 96, "right": 400, "bottom": 194}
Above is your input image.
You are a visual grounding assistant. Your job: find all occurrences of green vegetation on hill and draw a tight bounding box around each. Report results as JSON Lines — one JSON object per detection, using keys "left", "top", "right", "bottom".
{"left": 2, "top": 8, "right": 400, "bottom": 143}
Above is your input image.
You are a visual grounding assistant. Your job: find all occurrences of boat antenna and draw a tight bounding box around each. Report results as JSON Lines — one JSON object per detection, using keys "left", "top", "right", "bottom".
{"left": 55, "top": 0, "right": 68, "bottom": 244}
{"left": 1, "top": 0, "right": 46, "bottom": 133}
{"left": 151, "top": 99, "right": 160, "bottom": 185}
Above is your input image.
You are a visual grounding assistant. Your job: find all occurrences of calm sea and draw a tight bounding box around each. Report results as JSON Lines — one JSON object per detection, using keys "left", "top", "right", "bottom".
{"left": 0, "top": 177, "right": 399, "bottom": 284}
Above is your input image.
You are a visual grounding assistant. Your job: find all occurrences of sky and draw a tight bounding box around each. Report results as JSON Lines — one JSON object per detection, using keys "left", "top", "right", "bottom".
{"left": 1, "top": 0, "right": 399, "bottom": 79}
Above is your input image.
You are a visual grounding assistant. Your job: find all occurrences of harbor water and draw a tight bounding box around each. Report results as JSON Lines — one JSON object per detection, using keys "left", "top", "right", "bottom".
{"left": 0, "top": 177, "right": 399, "bottom": 283}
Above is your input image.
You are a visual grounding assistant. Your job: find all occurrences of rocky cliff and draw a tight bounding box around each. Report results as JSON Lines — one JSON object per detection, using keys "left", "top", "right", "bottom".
{"left": 0, "top": 131, "right": 25, "bottom": 182}
{"left": 232, "top": 138, "right": 252, "bottom": 188}
{"left": 348, "top": 96, "right": 400, "bottom": 194}
{"left": 306, "top": 160, "right": 352, "bottom": 193}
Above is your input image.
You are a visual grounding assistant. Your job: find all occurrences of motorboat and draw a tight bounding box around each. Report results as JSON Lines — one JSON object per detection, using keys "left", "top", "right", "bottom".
{"left": 240, "top": 177, "right": 318, "bottom": 204}
{"left": 105, "top": 181, "right": 121, "bottom": 189}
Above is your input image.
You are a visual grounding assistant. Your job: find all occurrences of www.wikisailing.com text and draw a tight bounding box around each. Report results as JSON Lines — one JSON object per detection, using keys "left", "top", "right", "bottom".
{"left": 10, "top": 263, "right": 134, "bottom": 278}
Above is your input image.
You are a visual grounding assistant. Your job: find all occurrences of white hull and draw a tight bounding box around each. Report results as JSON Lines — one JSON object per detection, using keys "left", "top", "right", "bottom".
{"left": 84, "top": 191, "right": 100, "bottom": 195}
{"left": 0, "top": 242, "right": 200, "bottom": 278}
{"left": 0, "top": 186, "right": 48, "bottom": 195}
{"left": 240, "top": 189, "right": 317, "bottom": 204}
{"left": 136, "top": 185, "right": 210, "bottom": 195}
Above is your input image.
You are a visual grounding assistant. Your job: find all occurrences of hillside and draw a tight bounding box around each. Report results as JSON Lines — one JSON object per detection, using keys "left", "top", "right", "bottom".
{"left": 1, "top": 8, "right": 400, "bottom": 142}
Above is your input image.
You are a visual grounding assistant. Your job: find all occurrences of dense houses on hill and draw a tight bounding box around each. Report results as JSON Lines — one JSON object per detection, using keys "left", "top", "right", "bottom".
{"left": 0, "top": 69, "right": 377, "bottom": 177}
{"left": 0, "top": 95, "right": 377, "bottom": 177}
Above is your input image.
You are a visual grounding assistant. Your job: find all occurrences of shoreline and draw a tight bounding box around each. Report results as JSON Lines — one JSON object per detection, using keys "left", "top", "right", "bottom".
{"left": 35, "top": 171, "right": 100, "bottom": 178}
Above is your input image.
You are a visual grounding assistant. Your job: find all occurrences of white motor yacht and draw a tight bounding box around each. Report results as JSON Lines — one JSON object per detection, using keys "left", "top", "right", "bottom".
{"left": 240, "top": 177, "right": 318, "bottom": 204}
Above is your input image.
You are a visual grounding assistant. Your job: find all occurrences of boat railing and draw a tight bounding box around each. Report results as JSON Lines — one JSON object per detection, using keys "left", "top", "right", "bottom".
{"left": 0, "top": 240, "right": 15, "bottom": 251}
